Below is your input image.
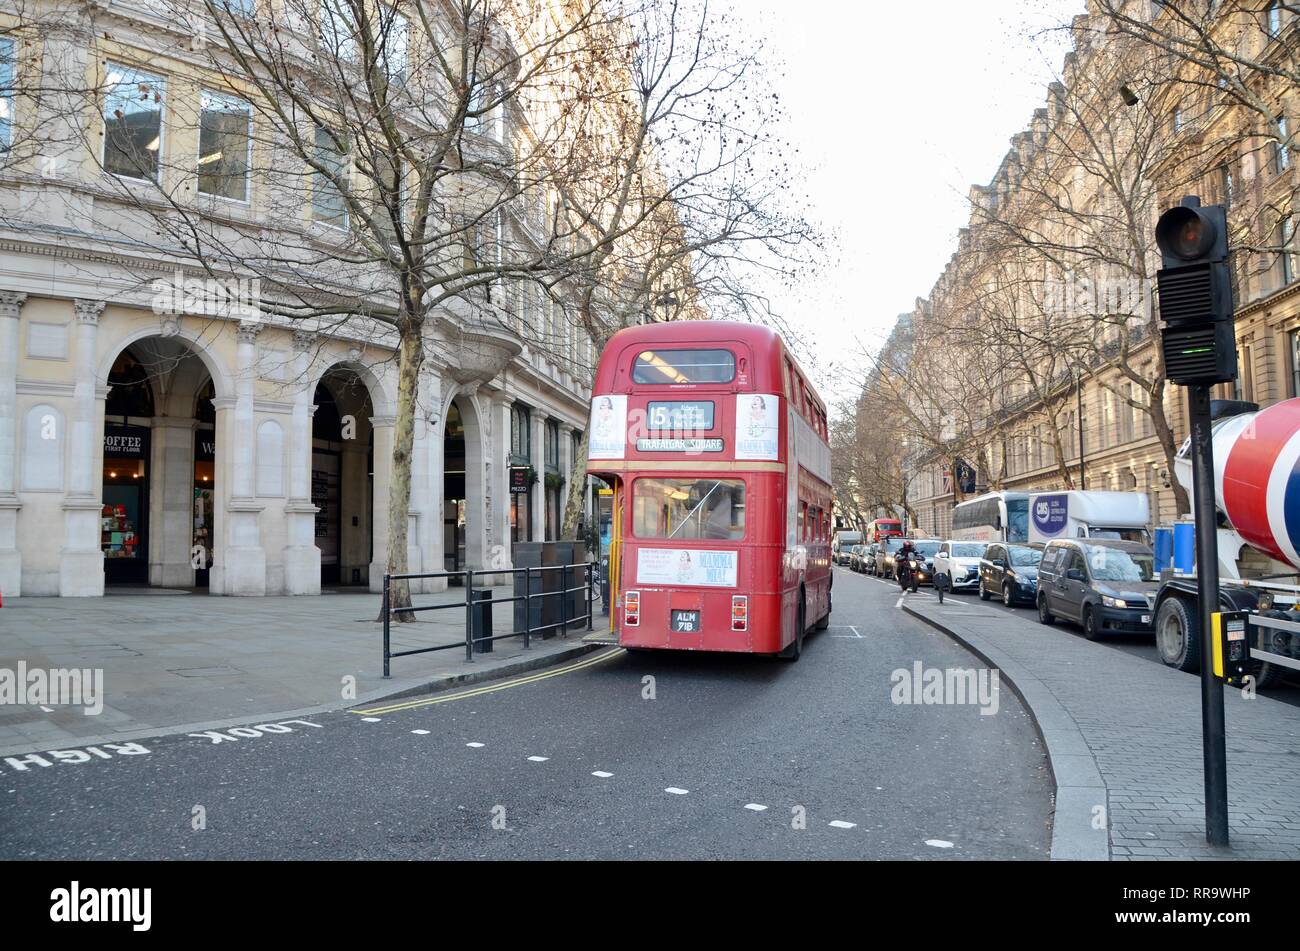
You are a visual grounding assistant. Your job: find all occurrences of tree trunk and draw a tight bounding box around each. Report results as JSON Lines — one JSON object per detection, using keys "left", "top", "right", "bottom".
{"left": 1147, "top": 392, "right": 1189, "bottom": 516}
{"left": 380, "top": 320, "right": 425, "bottom": 622}
{"left": 561, "top": 427, "right": 591, "bottom": 540}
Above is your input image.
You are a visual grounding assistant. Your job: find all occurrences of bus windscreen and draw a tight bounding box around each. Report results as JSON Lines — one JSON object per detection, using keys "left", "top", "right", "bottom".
{"left": 632, "top": 477, "right": 746, "bottom": 540}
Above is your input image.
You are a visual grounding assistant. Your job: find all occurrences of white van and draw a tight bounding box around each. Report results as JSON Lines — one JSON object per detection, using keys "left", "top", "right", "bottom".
{"left": 1027, "top": 491, "right": 1150, "bottom": 546}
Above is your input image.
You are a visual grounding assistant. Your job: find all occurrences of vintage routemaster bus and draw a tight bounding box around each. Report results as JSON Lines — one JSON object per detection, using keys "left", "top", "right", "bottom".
{"left": 587, "top": 321, "right": 832, "bottom": 659}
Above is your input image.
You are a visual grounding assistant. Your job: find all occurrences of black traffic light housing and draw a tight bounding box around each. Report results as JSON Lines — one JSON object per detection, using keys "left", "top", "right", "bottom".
{"left": 1155, "top": 196, "right": 1236, "bottom": 386}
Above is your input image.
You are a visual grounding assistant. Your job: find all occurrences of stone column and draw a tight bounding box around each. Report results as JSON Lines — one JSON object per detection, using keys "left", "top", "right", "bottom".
{"left": 281, "top": 331, "right": 321, "bottom": 594}
{"left": 60, "top": 300, "right": 106, "bottom": 596}
{"left": 148, "top": 416, "right": 197, "bottom": 588}
{"left": 484, "top": 390, "right": 513, "bottom": 584}
{"left": 0, "top": 292, "right": 26, "bottom": 596}
{"left": 220, "top": 321, "right": 266, "bottom": 595}
{"left": 368, "top": 415, "right": 395, "bottom": 593}
{"left": 558, "top": 421, "right": 576, "bottom": 539}
{"left": 530, "top": 412, "right": 546, "bottom": 542}
{"left": 421, "top": 371, "right": 447, "bottom": 593}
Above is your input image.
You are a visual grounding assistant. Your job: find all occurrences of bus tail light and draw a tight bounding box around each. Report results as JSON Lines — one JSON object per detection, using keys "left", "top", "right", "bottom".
{"left": 731, "top": 595, "right": 748, "bottom": 631}
{"left": 624, "top": 590, "right": 640, "bottom": 627}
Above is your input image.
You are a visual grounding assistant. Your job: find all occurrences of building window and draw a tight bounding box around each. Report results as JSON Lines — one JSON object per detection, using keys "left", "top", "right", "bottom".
{"left": 1277, "top": 114, "right": 1291, "bottom": 173}
{"left": 1171, "top": 106, "right": 1183, "bottom": 133}
{"left": 1283, "top": 216, "right": 1296, "bottom": 287}
{"left": 220, "top": 0, "right": 255, "bottom": 15}
{"left": 312, "top": 126, "right": 349, "bottom": 227}
{"left": 1267, "top": 1, "right": 1282, "bottom": 37}
{"left": 320, "top": 0, "right": 359, "bottom": 61}
{"left": 1290, "top": 330, "right": 1300, "bottom": 397}
{"left": 510, "top": 404, "right": 531, "bottom": 463}
{"left": 544, "top": 420, "right": 560, "bottom": 472}
{"left": 0, "top": 38, "right": 13, "bottom": 151}
{"left": 1221, "top": 164, "right": 1234, "bottom": 207}
{"left": 103, "top": 63, "right": 164, "bottom": 182}
{"left": 380, "top": 8, "right": 409, "bottom": 84}
{"left": 198, "top": 91, "right": 251, "bottom": 201}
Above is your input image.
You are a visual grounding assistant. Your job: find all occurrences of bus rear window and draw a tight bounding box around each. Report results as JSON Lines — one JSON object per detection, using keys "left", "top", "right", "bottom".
{"left": 633, "top": 477, "right": 745, "bottom": 540}
{"left": 632, "top": 349, "right": 736, "bottom": 385}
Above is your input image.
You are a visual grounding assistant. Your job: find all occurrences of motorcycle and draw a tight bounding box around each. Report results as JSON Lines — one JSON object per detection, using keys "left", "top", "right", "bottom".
{"left": 897, "top": 556, "right": 921, "bottom": 593}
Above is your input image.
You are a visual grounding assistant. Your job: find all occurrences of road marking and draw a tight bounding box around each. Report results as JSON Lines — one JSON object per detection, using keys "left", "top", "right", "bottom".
{"left": 410, "top": 729, "right": 430, "bottom": 735}
{"left": 466, "top": 742, "right": 485, "bottom": 748}
{"left": 830, "top": 625, "right": 864, "bottom": 639}
{"left": 40, "top": 706, "right": 53, "bottom": 713}
{"left": 665, "top": 787, "right": 689, "bottom": 795}
{"left": 744, "top": 803, "right": 768, "bottom": 812}
{"left": 527, "top": 755, "right": 549, "bottom": 762}
{"left": 895, "top": 596, "right": 905, "bottom": 608}
{"left": 361, "top": 717, "right": 382, "bottom": 723}
{"left": 925, "top": 839, "right": 955, "bottom": 849}
{"left": 350, "top": 648, "right": 625, "bottom": 716}
{"left": 829, "top": 820, "right": 857, "bottom": 829}
{"left": 591, "top": 770, "right": 613, "bottom": 778}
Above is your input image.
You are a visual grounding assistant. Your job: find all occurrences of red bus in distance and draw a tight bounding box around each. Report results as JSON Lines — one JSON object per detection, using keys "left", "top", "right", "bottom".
{"left": 587, "top": 321, "right": 832, "bottom": 659}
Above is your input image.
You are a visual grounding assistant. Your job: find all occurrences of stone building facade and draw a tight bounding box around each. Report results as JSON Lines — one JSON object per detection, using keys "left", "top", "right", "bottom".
{"left": 0, "top": 2, "right": 611, "bottom": 598}
{"left": 903, "top": 2, "right": 1299, "bottom": 538}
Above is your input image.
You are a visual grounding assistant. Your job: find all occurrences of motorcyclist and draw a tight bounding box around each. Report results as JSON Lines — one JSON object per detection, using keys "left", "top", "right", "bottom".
{"left": 896, "top": 538, "right": 916, "bottom": 583}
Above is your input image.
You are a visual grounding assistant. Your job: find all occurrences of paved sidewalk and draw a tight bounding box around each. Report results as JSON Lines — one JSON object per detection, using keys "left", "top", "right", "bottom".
{"left": 0, "top": 586, "right": 601, "bottom": 756}
{"left": 904, "top": 594, "right": 1300, "bottom": 860}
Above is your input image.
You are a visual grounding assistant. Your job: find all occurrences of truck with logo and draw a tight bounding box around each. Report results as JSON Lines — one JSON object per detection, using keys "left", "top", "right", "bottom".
{"left": 1027, "top": 491, "right": 1151, "bottom": 547}
{"left": 1147, "top": 400, "right": 1300, "bottom": 688}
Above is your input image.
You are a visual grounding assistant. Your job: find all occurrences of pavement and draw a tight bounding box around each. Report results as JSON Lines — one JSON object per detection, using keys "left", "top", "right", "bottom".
{"left": 0, "top": 586, "right": 598, "bottom": 757}
{"left": 903, "top": 587, "right": 1300, "bottom": 861}
{"left": 0, "top": 566, "right": 1053, "bottom": 860}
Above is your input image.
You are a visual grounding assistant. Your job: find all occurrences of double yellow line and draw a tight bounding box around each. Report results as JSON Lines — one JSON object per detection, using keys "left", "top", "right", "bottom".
{"left": 350, "top": 647, "right": 625, "bottom": 716}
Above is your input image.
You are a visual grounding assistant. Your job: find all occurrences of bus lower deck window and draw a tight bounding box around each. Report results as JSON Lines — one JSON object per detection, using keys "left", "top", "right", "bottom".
{"left": 632, "top": 478, "right": 745, "bottom": 540}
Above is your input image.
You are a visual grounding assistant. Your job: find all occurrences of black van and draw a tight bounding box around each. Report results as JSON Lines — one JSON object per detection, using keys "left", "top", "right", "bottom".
{"left": 1036, "top": 538, "right": 1157, "bottom": 640}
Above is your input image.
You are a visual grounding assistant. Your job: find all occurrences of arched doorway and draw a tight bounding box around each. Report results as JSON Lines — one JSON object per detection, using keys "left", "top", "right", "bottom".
{"left": 101, "top": 338, "right": 219, "bottom": 589}
{"left": 443, "top": 394, "right": 486, "bottom": 578}
{"left": 313, "top": 369, "right": 375, "bottom": 587}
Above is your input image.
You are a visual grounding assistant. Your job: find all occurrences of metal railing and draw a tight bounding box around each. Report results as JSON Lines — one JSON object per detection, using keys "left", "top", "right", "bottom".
{"left": 381, "top": 562, "right": 597, "bottom": 677}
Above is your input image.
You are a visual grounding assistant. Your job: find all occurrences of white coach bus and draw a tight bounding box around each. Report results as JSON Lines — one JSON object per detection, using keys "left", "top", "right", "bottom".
{"left": 950, "top": 491, "right": 1030, "bottom": 543}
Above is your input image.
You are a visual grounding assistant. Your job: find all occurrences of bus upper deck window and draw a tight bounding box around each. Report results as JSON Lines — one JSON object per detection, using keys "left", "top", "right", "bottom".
{"left": 632, "top": 349, "right": 736, "bottom": 385}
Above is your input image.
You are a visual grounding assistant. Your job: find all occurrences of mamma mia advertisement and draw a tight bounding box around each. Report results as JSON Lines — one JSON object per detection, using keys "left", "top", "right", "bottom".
{"left": 636, "top": 548, "right": 739, "bottom": 587}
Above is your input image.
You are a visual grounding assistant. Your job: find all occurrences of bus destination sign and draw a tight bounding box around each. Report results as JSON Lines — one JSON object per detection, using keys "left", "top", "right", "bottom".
{"left": 636, "top": 438, "right": 724, "bottom": 453}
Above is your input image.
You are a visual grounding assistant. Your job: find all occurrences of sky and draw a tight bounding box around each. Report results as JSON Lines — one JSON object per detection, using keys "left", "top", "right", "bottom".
{"left": 723, "top": 0, "right": 1085, "bottom": 409}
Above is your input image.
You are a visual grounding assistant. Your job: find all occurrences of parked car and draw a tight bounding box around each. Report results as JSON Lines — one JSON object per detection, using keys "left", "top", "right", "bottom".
{"left": 1035, "top": 539, "right": 1158, "bottom": 640}
{"left": 833, "top": 531, "right": 863, "bottom": 566}
{"left": 979, "top": 543, "right": 1044, "bottom": 606}
{"left": 863, "top": 542, "right": 882, "bottom": 575}
{"left": 847, "top": 544, "right": 866, "bottom": 572}
{"left": 933, "top": 541, "right": 988, "bottom": 593}
{"left": 874, "top": 536, "right": 907, "bottom": 578}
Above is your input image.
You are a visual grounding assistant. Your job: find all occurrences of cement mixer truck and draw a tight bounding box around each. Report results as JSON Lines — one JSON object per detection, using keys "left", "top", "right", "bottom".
{"left": 1152, "top": 399, "right": 1300, "bottom": 688}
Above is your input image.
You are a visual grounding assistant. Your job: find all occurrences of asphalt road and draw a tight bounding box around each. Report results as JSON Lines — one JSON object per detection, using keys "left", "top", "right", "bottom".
{"left": 0, "top": 567, "right": 1052, "bottom": 859}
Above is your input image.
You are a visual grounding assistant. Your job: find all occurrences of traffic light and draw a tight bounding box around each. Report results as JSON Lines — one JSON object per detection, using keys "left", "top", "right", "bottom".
{"left": 1155, "top": 196, "right": 1235, "bottom": 386}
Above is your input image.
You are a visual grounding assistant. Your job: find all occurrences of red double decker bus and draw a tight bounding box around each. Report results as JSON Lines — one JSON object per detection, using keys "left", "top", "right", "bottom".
{"left": 587, "top": 321, "right": 832, "bottom": 659}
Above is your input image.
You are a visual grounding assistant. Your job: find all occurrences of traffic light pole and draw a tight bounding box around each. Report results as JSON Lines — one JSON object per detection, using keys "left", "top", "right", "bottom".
{"left": 1187, "top": 384, "right": 1229, "bottom": 847}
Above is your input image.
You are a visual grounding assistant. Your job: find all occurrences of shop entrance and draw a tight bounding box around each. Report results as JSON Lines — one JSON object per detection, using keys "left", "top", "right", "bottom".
{"left": 313, "top": 370, "right": 374, "bottom": 587}
{"left": 101, "top": 340, "right": 219, "bottom": 590}
{"left": 443, "top": 400, "right": 466, "bottom": 581}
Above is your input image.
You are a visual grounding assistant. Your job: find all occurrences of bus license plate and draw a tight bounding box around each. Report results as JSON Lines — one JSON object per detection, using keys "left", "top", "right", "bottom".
{"left": 671, "top": 610, "right": 700, "bottom": 633}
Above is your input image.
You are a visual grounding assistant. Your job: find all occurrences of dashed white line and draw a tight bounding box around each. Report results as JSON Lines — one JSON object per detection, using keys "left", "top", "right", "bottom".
{"left": 466, "top": 742, "right": 485, "bottom": 748}
{"left": 925, "top": 839, "right": 955, "bottom": 849}
{"left": 361, "top": 717, "right": 382, "bottom": 723}
{"left": 591, "top": 770, "right": 613, "bottom": 778}
{"left": 664, "top": 787, "right": 689, "bottom": 795}
{"left": 829, "top": 820, "right": 857, "bottom": 830}
{"left": 527, "top": 755, "right": 549, "bottom": 762}
{"left": 744, "top": 803, "right": 768, "bottom": 812}
{"left": 410, "top": 729, "right": 430, "bottom": 735}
